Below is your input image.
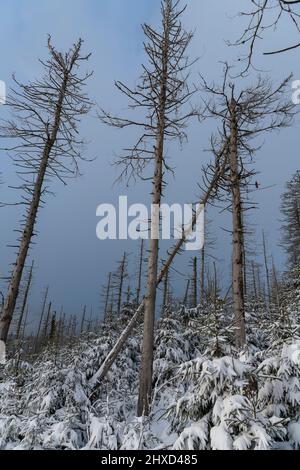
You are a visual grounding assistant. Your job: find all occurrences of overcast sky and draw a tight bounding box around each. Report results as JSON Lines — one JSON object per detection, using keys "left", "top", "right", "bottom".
{"left": 0, "top": 0, "right": 299, "bottom": 327}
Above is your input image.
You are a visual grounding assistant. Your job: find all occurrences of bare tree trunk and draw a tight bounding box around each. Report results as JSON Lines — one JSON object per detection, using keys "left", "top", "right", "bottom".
{"left": 183, "top": 279, "right": 190, "bottom": 306}
{"left": 241, "top": 213, "right": 247, "bottom": 299}
{"left": 1, "top": 147, "right": 52, "bottom": 342}
{"left": 16, "top": 260, "right": 34, "bottom": 340}
{"left": 127, "top": 285, "right": 131, "bottom": 303}
{"left": 137, "top": 151, "right": 164, "bottom": 416}
{"left": 34, "top": 286, "right": 49, "bottom": 353}
{"left": 262, "top": 230, "right": 271, "bottom": 305}
{"left": 104, "top": 274, "right": 112, "bottom": 321}
{"left": 98, "top": 0, "right": 200, "bottom": 415}
{"left": 21, "top": 305, "right": 29, "bottom": 341}
{"left": 49, "top": 315, "right": 56, "bottom": 343}
{"left": 213, "top": 261, "right": 218, "bottom": 302}
{"left": 80, "top": 305, "right": 86, "bottom": 333}
{"left": 193, "top": 256, "right": 198, "bottom": 307}
{"left": 256, "top": 265, "right": 262, "bottom": 299}
{"left": 272, "top": 257, "right": 281, "bottom": 311}
{"left": 0, "top": 292, "right": 4, "bottom": 317}
{"left": 43, "top": 302, "right": 52, "bottom": 341}
{"left": 137, "top": 2, "right": 172, "bottom": 415}
{"left": 117, "top": 253, "right": 126, "bottom": 315}
{"left": 230, "top": 100, "right": 246, "bottom": 347}
{"left": 201, "top": 245, "right": 205, "bottom": 303}
{"left": 161, "top": 268, "right": 169, "bottom": 315}
{"left": 136, "top": 239, "right": 144, "bottom": 305}
{"left": 251, "top": 262, "right": 258, "bottom": 305}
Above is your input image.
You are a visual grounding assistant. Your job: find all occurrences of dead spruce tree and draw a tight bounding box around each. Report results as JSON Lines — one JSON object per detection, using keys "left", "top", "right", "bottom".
{"left": 99, "top": 0, "right": 197, "bottom": 416}
{"left": 0, "top": 37, "right": 92, "bottom": 342}
{"left": 201, "top": 67, "right": 294, "bottom": 346}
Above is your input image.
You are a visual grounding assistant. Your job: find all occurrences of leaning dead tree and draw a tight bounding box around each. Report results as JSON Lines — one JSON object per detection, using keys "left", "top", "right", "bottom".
{"left": 99, "top": 0, "right": 198, "bottom": 416}
{"left": 233, "top": 0, "right": 300, "bottom": 73}
{"left": 0, "top": 37, "right": 92, "bottom": 342}
{"left": 200, "top": 66, "right": 295, "bottom": 346}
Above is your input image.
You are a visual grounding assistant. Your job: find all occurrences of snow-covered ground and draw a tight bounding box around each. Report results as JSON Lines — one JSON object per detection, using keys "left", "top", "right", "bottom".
{"left": 0, "top": 299, "right": 300, "bottom": 450}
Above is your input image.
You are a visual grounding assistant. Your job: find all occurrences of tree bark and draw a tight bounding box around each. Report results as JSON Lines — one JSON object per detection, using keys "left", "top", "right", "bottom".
{"left": 117, "top": 253, "right": 126, "bottom": 316}
{"left": 136, "top": 2, "right": 171, "bottom": 415}
{"left": 137, "top": 129, "right": 165, "bottom": 416}
{"left": 183, "top": 279, "right": 190, "bottom": 306}
{"left": 193, "top": 256, "right": 198, "bottom": 307}
{"left": 43, "top": 301, "right": 52, "bottom": 340}
{"left": 16, "top": 260, "right": 34, "bottom": 340}
{"left": 201, "top": 245, "right": 205, "bottom": 303}
{"left": 34, "top": 286, "right": 49, "bottom": 353}
{"left": 161, "top": 268, "right": 169, "bottom": 315}
{"left": 81, "top": 305, "right": 87, "bottom": 333}
{"left": 262, "top": 230, "right": 271, "bottom": 305}
{"left": 136, "top": 239, "right": 144, "bottom": 305}
{"left": 230, "top": 100, "right": 246, "bottom": 347}
{"left": 104, "top": 274, "right": 112, "bottom": 321}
